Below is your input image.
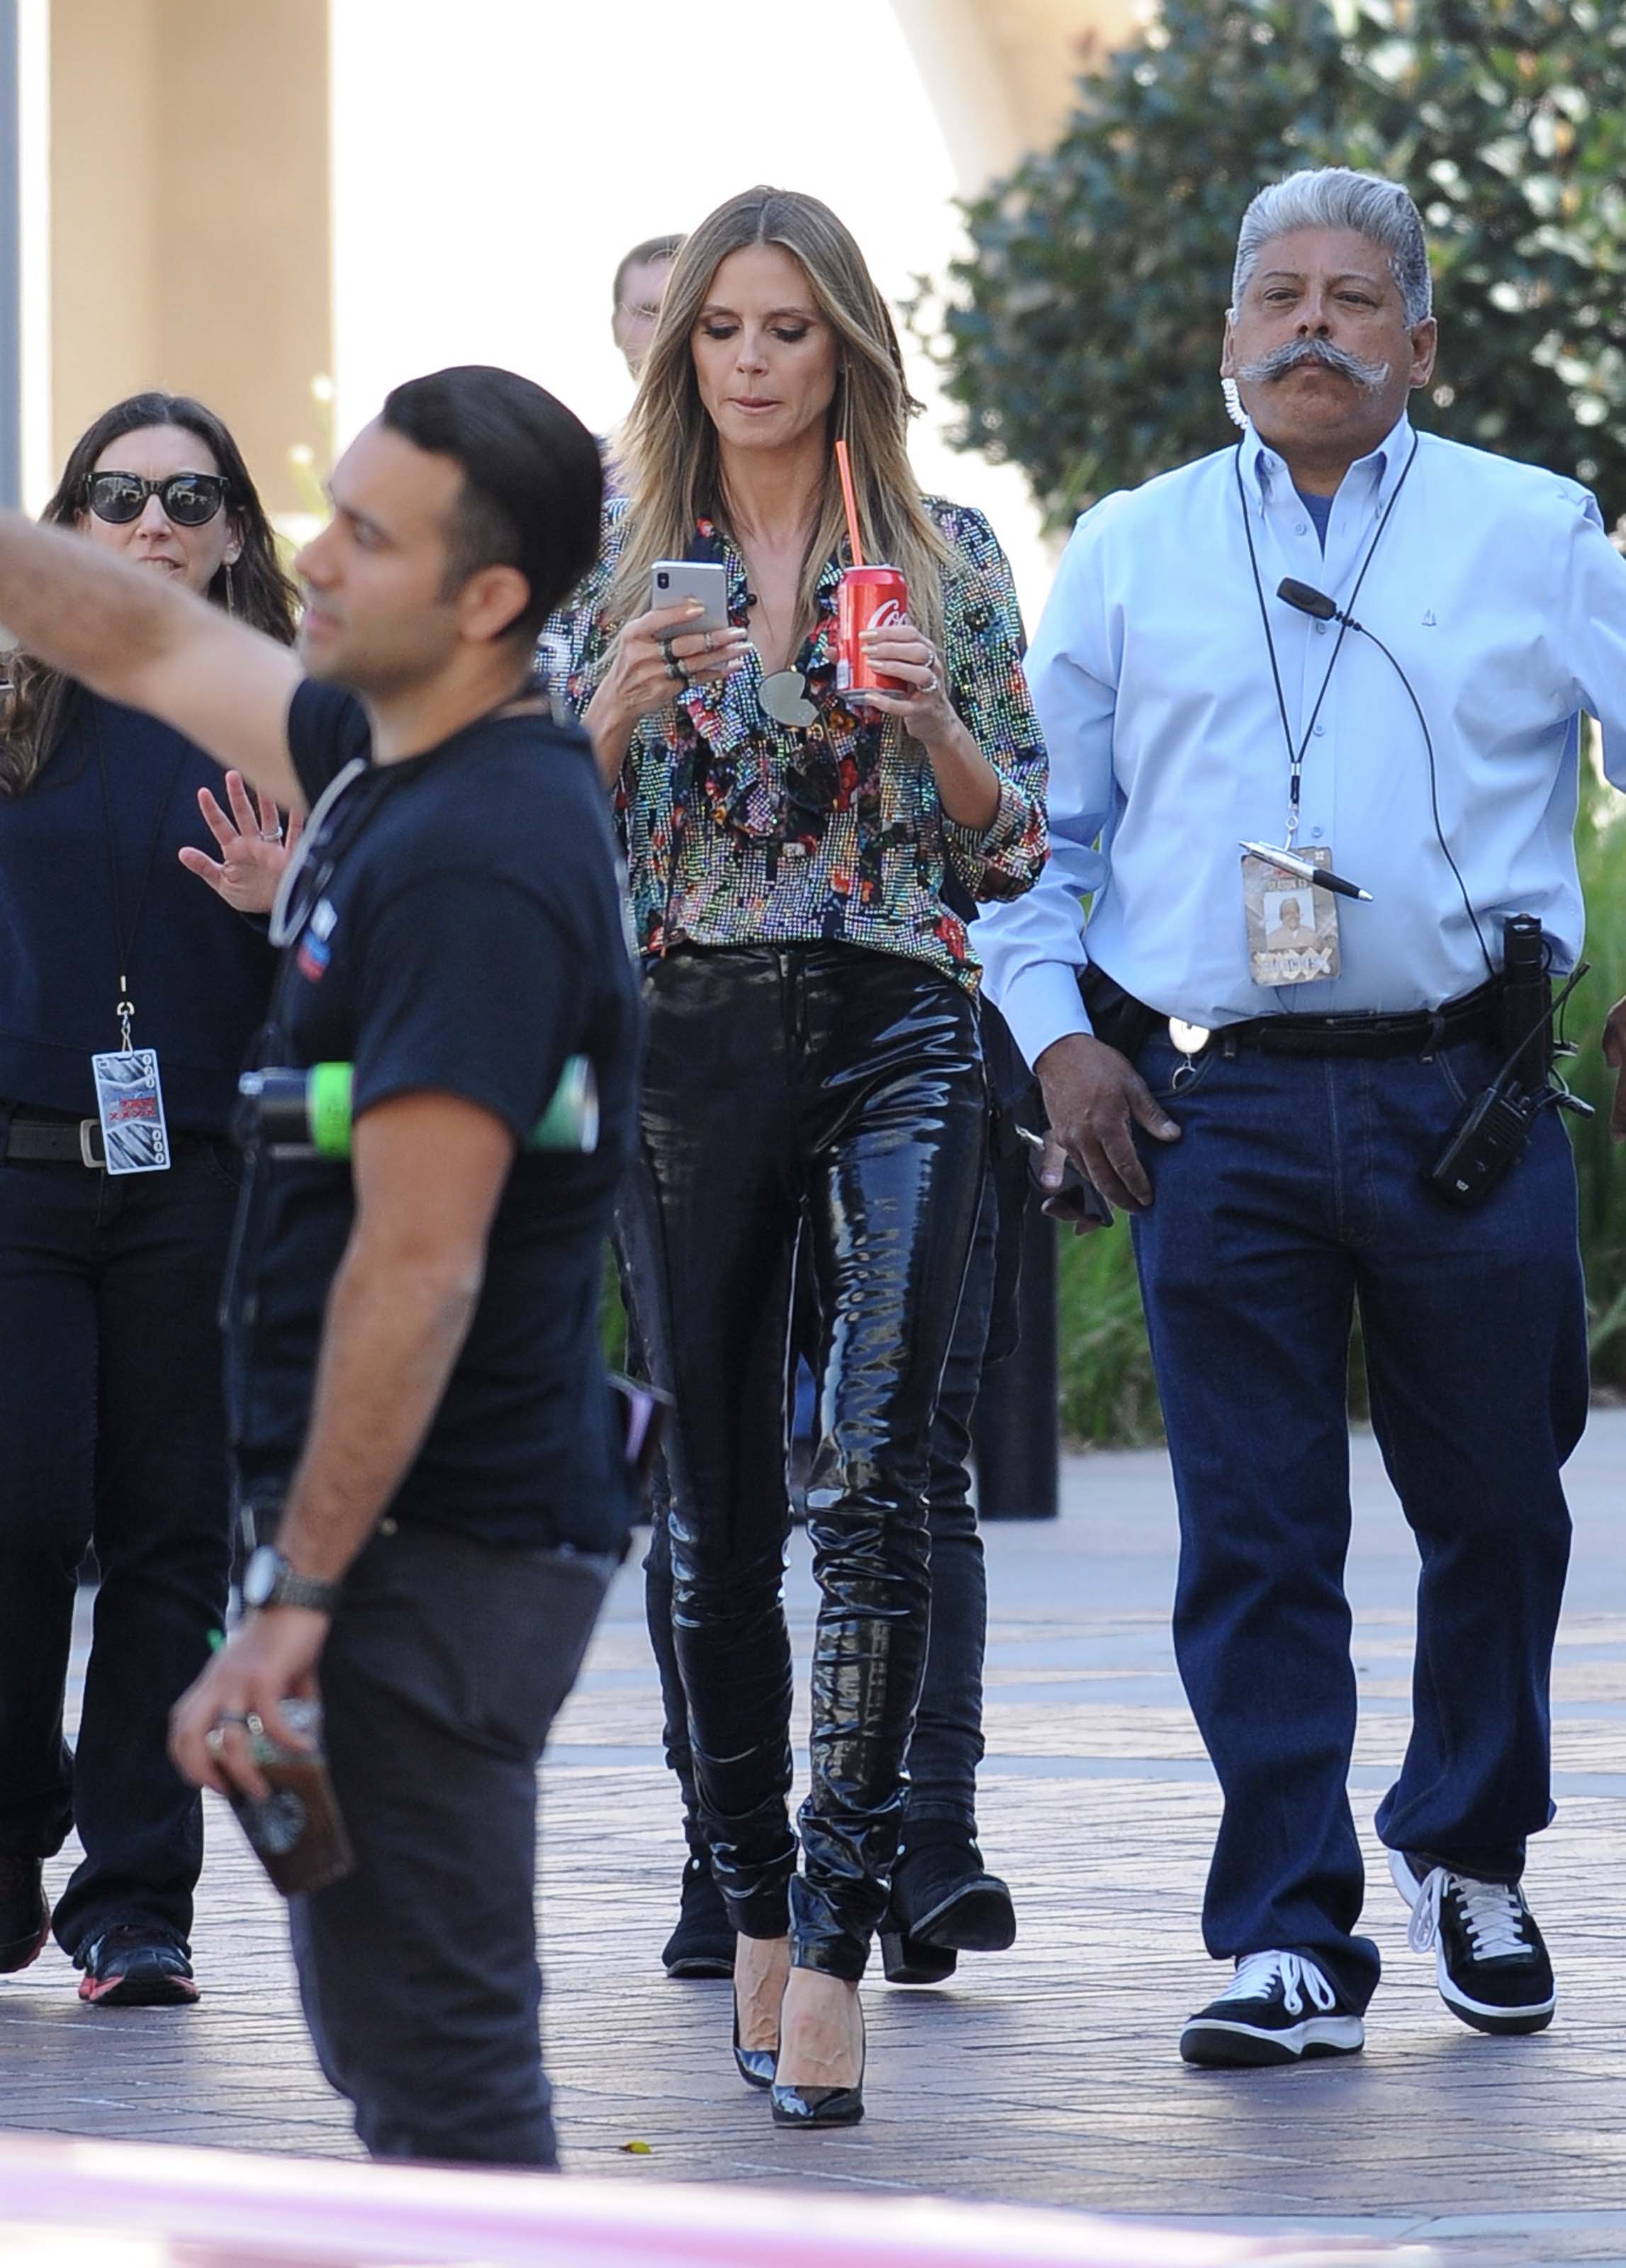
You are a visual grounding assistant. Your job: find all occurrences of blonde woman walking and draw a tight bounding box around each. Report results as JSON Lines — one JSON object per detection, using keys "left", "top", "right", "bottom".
{"left": 558, "top": 186, "right": 1045, "bottom": 2126}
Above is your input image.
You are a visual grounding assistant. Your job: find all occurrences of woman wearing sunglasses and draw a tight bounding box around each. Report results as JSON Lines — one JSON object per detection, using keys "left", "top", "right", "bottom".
{"left": 556, "top": 186, "right": 1046, "bottom": 2127}
{"left": 0, "top": 392, "right": 298, "bottom": 2006}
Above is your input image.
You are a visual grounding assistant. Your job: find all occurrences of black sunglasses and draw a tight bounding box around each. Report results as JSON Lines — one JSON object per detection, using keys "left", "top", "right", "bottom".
{"left": 86, "top": 471, "right": 230, "bottom": 528}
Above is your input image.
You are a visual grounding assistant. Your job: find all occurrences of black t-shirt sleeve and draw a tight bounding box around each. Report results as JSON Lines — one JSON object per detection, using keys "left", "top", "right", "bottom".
{"left": 349, "top": 870, "right": 579, "bottom": 1143}
{"left": 286, "top": 680, "right": 374, "bottom": 807}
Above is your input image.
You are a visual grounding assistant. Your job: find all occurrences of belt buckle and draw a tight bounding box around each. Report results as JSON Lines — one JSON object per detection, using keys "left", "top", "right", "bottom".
{"left": 78, "top": 1118, "right": 106, "bottom": 1169}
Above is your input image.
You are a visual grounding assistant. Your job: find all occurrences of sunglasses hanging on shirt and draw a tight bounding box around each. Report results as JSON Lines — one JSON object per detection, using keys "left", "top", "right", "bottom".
{"left": 86, "top": 471, "right": 230, "bottom": 527}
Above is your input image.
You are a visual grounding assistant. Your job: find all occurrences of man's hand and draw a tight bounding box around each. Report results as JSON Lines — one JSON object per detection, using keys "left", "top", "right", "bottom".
{"left": 1036, "top": 1031, "right": 1181, "bottom": 1214}
{"left": 177, "top": 772, "right": 303, "bottom": 915}
{"left": 1603, "top": 995, "right": 1626, "bottom": 1140}
{"left": 169, "top": 1609, "right": 329, "bottom": 1802}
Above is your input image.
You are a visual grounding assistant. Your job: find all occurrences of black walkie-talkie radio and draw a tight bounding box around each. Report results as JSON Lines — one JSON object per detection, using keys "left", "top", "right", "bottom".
{"left": 1426, "top": 915, "right": 1591, "bottom": 1208}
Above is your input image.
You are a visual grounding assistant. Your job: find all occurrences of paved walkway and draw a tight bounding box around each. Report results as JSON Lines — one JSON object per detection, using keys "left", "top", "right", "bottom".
{"left": 8, "top": 1415, "right": 1626, "bottom": 2264}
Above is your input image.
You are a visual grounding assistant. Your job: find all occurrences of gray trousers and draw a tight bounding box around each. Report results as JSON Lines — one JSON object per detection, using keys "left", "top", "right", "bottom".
{"left": 288, "top": 1520, "right": 612, "bottom": 2167}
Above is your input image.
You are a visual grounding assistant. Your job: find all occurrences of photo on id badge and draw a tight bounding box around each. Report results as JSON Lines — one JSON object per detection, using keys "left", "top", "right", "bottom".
{"left": 1243, "top": 849, "right": 1340, "bottom": 986}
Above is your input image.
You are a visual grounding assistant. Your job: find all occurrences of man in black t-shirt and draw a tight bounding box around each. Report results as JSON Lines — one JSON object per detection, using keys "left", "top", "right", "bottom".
{"left": 0, "top": 366, "right": 640, "bottom": 2168}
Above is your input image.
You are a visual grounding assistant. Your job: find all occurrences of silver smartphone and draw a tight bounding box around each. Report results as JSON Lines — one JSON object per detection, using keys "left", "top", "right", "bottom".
{"left": 650, "top": 559, "right": 730, "bottom": 634}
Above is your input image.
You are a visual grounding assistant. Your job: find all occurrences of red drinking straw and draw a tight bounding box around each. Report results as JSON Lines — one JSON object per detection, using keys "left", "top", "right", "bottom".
{"left": 834, "top": 438, "right": 865, "bottom": 569}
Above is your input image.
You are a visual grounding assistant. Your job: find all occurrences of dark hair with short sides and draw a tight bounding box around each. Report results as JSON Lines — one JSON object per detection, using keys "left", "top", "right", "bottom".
{"left": 380, "top": 365, "right": 603, "bottom": 644}
{"left": 1, "top": 390, "right": 300, "bottom": 795}
{"left": 613, "top": 234, "right": 684, "bottom": 310}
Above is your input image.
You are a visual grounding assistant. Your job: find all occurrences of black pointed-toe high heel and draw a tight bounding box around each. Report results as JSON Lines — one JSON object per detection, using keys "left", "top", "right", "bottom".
{"left": 732, "top": 2006, "right": 778, "bottom": 2091}
{"left": 770, "top": 2004, "right": 865, "bottom": 2128}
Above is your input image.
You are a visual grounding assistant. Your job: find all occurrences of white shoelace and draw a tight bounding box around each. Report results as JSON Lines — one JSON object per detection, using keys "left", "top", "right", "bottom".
{"left": 1407, "top": 1866, "right": 1528, "bottom": 1960}
{"left": 1218, "top": 1948, "right": 1337, "bottom": 2015}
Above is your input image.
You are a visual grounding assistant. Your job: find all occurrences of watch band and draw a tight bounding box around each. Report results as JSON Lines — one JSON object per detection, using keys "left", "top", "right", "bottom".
{"left": 244, "top": 1545, "right": 341, "bottom": 1616}
{"left": 268, "top": 1561, "right": 342, "bottom": 1615}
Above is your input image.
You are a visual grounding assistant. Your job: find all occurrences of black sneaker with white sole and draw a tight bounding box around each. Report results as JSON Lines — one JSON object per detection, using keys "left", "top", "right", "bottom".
{"left": 1389, "top": 1850, "right": 1554, "bottom": 2036}
{"left": 1179, "top": 1948, "right": 1364, "bottom": 2068}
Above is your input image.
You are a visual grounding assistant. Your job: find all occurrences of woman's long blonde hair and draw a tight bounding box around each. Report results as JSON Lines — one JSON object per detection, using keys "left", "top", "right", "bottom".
{"left": 610, "top": 186, "right": 955, "bottom": 659}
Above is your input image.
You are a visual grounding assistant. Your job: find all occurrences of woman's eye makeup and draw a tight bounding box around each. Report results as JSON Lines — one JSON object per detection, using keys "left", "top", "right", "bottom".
{"left": 697, "top": 321, "right": 815, "bottom": 344}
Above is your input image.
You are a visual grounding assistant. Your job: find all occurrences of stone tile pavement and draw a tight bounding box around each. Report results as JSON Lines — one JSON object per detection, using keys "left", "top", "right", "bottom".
{"left": 7, "top": 1414, "right": 1626, "bottom": 2263}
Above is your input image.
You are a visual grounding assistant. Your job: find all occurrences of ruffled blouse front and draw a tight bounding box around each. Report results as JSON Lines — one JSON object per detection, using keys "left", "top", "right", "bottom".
{"left": 551, "top": 495, "right": 1048, "bottom": 990}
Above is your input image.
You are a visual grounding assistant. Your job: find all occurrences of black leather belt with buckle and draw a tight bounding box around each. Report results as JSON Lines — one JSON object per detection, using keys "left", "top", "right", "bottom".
{"left": 2, "top": 1115, "right": 108, "bottom": 1167}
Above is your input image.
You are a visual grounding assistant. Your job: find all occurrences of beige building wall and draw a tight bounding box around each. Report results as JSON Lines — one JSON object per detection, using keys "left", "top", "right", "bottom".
{"left": 48, "top": 0, "right": 332, "bottom": 519}
{"left": 893, "top": 0, "right": 1142, "bottom": 193}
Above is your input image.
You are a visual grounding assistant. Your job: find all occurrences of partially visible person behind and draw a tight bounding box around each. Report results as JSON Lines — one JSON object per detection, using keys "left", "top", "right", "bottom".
{"left": 0, "top": 392, "right": 298, "bottom": 2008}
{"left": 612, "top": 233, "right": 684, "bottom": 381}
{"left": 0, "top": 364, "right": 636, "bottom": 2171}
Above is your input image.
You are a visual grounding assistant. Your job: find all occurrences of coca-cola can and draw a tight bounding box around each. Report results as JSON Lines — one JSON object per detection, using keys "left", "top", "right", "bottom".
{"left": 836, "top": 566, "right": 909, "bottom": 695}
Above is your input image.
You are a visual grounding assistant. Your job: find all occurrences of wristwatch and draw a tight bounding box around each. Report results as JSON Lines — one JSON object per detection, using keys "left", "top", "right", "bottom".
{"left": 241, "top": 1546, "right": 341, "bottom": 1616}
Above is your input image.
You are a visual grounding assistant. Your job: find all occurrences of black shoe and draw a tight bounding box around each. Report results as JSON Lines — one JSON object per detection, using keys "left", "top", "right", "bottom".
{"left": 879, "top": 1924, "right": 958, "bottom": 1986}
{"left": 1390, "top": 1851, "right": 1555, "bottom": 2036}
{"left": 77, "top": 1926, "right": 198, "bottom": 2007}
{"left": 0, "top": 1856, "right": 49, "bottom": 1975}
{"left": 732, "top": 2006, "right": 777, "bottom": 2090}
{"left": 886, "top": 1838, "right": 1016, "bottom": 1962}
{"left": 770, "top": 2003, "right": 865, "bottom": 2128}
{"left": 1179, "top": 1950, "right": 1364, "bottom": 2067}
{"left": 661, "top": 1856, "right": 734, "bottom": 1981}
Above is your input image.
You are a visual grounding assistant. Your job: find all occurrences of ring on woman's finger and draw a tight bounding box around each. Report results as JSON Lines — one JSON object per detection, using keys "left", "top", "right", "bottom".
{"left": 664, "top": 654, "right": 687, "bottom": 684}
{"left": 257, "top": 829, "right": 282, "bottom": 843}
{"left": 657, "top": 634, "right": 677, "bottom": 664}
{"left": 702, "top": 630, "right": 716, "bottom": 654}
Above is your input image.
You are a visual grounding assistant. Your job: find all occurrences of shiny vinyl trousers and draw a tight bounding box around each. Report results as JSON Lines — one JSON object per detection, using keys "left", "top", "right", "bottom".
{"left": 640, "top": 944, "right": 986, "bottom": 1978}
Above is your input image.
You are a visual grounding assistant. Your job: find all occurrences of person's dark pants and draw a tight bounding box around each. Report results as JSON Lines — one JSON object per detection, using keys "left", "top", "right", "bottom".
{"left": 0, "top": 1132, "right": 238, "bottom": 1958}
{"left": 1128, "top": 1032, "right": 1586, "bottom": 2013}
{"left": 640, "top": 945, "right": 985, "bottom": 1979}
{"left": 288, "top": 1522, "right": 612, "bottom": 2167}
{"left": 639, "top": 1167, "right": 997, "bottom": 1857}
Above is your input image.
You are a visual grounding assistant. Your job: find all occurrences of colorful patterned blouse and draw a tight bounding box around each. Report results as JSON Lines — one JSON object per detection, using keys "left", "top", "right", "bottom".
{"left": 549, "top": 496, "right": 1048, "bottom": 992}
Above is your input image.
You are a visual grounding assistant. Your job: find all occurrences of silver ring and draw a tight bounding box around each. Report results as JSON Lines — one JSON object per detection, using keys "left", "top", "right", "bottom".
{"left": 920, "top": 671, "right": 938, "bottom": 695}
{"left": 257, "top": 829, "right": 282, "bottom": 843}
{"left": 664, "top": 655, "right": 686, "bottom": 685}
{"left": 703, "top": 630, "right": 716, "bottom": 653}
{"left": 214, "top": 1712, "right": 252, "bottom": 1728}
{"left": 657, "top": 634, "right": 677, "bottom": 663}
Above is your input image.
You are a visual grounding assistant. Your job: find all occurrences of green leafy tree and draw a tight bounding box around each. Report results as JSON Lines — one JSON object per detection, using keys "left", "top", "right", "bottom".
{"left": 919, "top": 0, "right": 1626, "bottom": 527}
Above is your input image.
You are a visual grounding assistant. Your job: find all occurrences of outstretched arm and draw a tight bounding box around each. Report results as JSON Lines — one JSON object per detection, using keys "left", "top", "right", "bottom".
{"left": 0, "top": 511, "right": 307, "bottom": 810}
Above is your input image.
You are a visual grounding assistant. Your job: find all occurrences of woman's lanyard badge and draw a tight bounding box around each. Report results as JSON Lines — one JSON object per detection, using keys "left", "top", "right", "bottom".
{"left": 90, "top": 724, "right": 179, "bottom": 1174}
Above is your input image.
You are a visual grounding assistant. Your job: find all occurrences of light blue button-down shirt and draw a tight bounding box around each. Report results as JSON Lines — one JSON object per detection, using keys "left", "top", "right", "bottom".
{"left": 977, "top": 413, "right": 1626, "bottom": 1070}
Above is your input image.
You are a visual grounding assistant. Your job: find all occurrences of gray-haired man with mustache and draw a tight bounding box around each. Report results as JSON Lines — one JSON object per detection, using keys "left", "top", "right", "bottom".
{"left": 978, "top": 167, "right": 1626, "bottom": 2065}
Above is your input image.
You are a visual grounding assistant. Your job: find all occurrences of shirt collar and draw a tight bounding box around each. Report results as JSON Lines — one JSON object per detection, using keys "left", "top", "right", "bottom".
{"left": 1240, "top": 408, "right": 1415, "bottom": 512}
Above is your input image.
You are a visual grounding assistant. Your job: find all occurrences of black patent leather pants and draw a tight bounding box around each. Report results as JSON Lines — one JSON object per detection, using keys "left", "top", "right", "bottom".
{"left": 640, "top": 943, "right": 985, "bottom": 1979}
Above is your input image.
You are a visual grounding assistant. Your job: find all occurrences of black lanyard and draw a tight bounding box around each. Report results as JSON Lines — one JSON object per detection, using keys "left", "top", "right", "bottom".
{"left": 91, "top": 708, "right": 190, "bottom": 1050}
{"left": 1235, "top": 431, "right": 1419, "bottom": 844}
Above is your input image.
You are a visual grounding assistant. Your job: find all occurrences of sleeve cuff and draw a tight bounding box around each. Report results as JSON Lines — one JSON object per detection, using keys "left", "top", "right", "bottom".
{"left": 990, "top": 960, "right": 1094, "bottom": 1076}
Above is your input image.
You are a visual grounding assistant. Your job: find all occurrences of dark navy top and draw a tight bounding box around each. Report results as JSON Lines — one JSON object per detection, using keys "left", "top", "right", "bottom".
{"left": 230, "top": 682, "right": 642, "bottom": 1555}
{"left": 1295, "top": 486, "right": 1335, "bottom": 550}
{"left": 0, "top": 690, "right": 277, "bottom": 1132}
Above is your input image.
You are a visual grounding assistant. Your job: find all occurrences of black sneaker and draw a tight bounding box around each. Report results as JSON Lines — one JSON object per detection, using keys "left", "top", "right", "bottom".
{"left": 77, "top": 1926, "right": 198, "bottom": 2008}
{"left": 661, "top": 1857, "right": 734, "bottom": 1980}
{"left": 0, "top": 1856, "right": 50, "bottom": 1975}
{"left": 1389, "top": 1851, "right": 1554, "bottom": 2036}
{"left": 1179, "top": 1949, "right": 1364, "bottom": 2067}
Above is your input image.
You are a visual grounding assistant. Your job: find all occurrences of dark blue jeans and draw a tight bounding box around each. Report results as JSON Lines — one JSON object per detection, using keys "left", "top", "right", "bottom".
{"left": 1130, "top": 1033, "right": 1586, "bottom": 2013}
{"left": 0, "top": 1134, "right": 238, "bottom": 1956}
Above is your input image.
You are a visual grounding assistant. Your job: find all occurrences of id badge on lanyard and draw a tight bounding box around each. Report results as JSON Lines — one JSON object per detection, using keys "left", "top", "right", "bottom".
{"left": 91, "top": 1043, "right": 171, "bottom": 1174}
{"left": 91, "top": 720, "right": 182, "bottom": 1173}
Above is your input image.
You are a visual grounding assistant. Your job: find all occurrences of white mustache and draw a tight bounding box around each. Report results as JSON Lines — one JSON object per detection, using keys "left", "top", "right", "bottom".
{"left": 1235, "top": 337, "right": 1391, "bottom": 393}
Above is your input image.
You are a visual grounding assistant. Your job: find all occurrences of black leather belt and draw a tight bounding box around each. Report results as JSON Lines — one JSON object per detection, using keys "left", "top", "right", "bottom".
{"left": 1, "top": 1112, "right": 215, "bottom": 1169}
{"left": 1084, "top": 965, "right": 1508, "bottom": 1065}
{"left": 1217, "top": 978, "right": 1503, "bottom": 1060}
{"left": 4, "top": 1114, "right": 108, "bottom": 1167}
